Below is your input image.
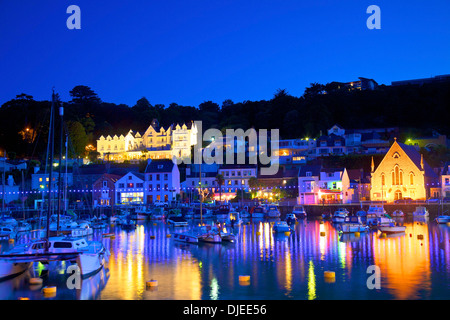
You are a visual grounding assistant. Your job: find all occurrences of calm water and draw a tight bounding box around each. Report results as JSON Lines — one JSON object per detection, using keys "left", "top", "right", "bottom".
{"left": 1, "top": 215, "right": 449, "bottom": 300}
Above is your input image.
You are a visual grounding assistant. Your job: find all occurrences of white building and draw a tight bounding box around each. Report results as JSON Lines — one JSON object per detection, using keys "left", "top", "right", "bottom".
{"left": 144, "top": 159, "right": 180, "bottom": 204}
{"left": 297, "top": 166, "right": 352, "bottom": 204}
{"left": 442, "top": 163, "right": 450, "bottom": 200}
{"left": 115, "top": 172, "right": 145, "bottom": 205}
{"left": 97, "top": 119, "right": 197, "bottom": 163}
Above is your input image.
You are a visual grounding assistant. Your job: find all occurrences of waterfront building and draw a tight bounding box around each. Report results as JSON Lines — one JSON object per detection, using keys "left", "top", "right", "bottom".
{"left": 347, "top": 168, "right": 371, "bottom": 202}
{"left": 31, "top": 171, "right": 73, "bottom": 191}
{"left": 96, "top": 119, "right": 197, "bottom": 163}
{"left": 297, "top": 166, "right": 351, "bottom": 204}
{"left": 93, "top": 173, "right": 121, "bottom": 207}
{"left": 370, "top": 139, "right": 440, "bottom": 202}
{"left": 440, "top": 162, "right": 450, "bottom": 200}
{"left": 182, "top": 163, "right": 219, "bottom": 195}
{"left": 217, "top": 164, "right": 257, "bottom": 201}
{"left": 115, "top": 172, "right": 145, "bottom": 205}
{"left": 144, "top": 159, "right": 180, "bottom": 204}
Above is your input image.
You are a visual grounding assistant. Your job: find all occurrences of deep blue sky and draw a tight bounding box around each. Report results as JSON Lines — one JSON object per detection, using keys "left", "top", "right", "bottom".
{"left": 1, "top": 0, "right": 449, "bottom": 107}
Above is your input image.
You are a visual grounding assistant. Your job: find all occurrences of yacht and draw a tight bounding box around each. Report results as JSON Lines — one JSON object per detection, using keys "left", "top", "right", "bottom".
{"left": 0, "top": 214, "right": 17, "bottom": 226}
{"left": 292, "top": 206, "right": 307, "bottom": 218}
{"left": 250, "top": 207, "right": 265, "bottom": 219}
{"left": 172, "top": 232, "right": 199, "bottom": 243}
{"left": 272, "top": 221, "right": 291, "bottom": 233}
{"left": 266, "top": 205, "right": 281, "bottom": 218}
{"left": 226, "top": 211, "right": 242, "bottom": 226}
{"left": 366, "top": 205, "right": 386, "bottom": 226}
{"left": 338, "top": 216, "right": 369, "bottom": 233}
{"left": 150, "top": 207, "right": 165, "bottom": 220}
{"left": 215, "top": 205, "right": 230, "bottom": 219}
{"left": 435, "top": 214, "right": 450, "bottom": 224}
{"left": 391, "top": 210, "right": 405, "bottom": 217}
{"left": 377, "top": 216, "right": 406, "bottom": 234}
{"left": 0, "top": 225, "right": 17, "bottom": 240}
{"left": 0, "top": 236, "right": 109, "bottom": 280}
{"left": 167, "top": 216, "right": 189, "bottom": 227}
{"left": 332, "top": 208, "right": 349, "bottom": 223}
{"left": 413, "top": 206, "right": 429, "bottom": 217}
{"left": 132, "top": 206, "right": 152, "bottom": 220}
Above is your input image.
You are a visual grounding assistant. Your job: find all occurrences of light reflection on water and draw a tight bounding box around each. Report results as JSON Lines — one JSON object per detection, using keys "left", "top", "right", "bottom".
{"left": 1, "top": 216, "right": 449, "bottom": 300}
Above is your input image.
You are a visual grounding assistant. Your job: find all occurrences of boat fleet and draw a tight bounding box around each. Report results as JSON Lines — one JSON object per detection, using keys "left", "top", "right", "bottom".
{"left": 0, "top": 199, "right": 448, "bottom": 285}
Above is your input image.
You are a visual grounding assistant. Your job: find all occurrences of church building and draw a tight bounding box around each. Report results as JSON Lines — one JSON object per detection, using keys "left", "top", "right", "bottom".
{"left": 370, "top": 138, "right": 439, "bottom": 202}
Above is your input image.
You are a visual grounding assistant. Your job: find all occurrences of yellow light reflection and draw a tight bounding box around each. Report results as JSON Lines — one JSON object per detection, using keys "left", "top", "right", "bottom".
{"left": 373, "top": 222, "right": 431, "bottom": 300}
{"left": 285, "top": 245, "right": 292, "bottom": 297}
{"left": 307, "top": 260, "right": 316, "bottom": 300}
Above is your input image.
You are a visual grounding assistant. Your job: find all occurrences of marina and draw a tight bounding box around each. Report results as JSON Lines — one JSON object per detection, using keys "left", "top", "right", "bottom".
{"left": 0, "top": 207, "right": 449, "bottom": 300}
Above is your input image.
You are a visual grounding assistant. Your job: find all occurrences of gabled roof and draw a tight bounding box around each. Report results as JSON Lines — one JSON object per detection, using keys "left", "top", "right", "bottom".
{"left": 396, "top": 142, "right": 438, "bottom": 178}
{"left": 145, "top": 159, "right": 175, "bottom": 173}
{"left": 298, "top": 165, "right": 321, "bottom": 177}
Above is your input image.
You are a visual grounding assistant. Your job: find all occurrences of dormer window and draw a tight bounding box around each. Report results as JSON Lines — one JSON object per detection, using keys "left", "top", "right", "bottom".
{"left": 306, "top": 171, "right": 312, "bottom": 177}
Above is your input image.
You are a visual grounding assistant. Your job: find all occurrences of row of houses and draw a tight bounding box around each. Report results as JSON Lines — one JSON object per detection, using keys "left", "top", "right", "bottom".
{"left": 3, "top": 135, "right": 450, "bottom": 207}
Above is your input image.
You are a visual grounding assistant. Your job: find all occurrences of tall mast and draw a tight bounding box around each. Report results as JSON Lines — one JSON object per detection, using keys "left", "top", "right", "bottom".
{"left": 46, "top": 89, "right": 56, "bottom": 242}
{"left": 56, "top": 98, "right": 64, "bottom": 233}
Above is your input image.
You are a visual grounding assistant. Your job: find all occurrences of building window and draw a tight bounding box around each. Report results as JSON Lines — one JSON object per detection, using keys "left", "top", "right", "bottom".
{"left": 156, "top": 174, "right": 160, "bottom": 181}
{"left": 306, "top": 172, "right": 312, "bottom": 177}
{"left": 148, "top": 174, "right": 152, "bottom": 181}
{"left": 410, "top": 173, "right": 414, "bottom": 185}
{"left": 119, "top": 183, "right": 124, "bottom": 188}
{"left": 381, "top": 174, "right": 385, "bottom": 186}
{"left": 164, "top": 174, "right": 168, "bottom": 180}
{"left": 137, "top": 183, "right": 143, "bottom": 188}
{"left": 103, "top": 181, "right": 107, "bottom": 188}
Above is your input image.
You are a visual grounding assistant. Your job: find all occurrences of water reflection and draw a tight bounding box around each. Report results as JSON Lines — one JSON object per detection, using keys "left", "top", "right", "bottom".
{"left": 1, "top": 217, "right": 449, "bottom": 300}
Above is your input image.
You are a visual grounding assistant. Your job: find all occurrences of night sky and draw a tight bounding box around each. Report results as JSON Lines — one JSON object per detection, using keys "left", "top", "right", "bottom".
{"left": 1, "top": 0, "right": 449, "bottom": 107}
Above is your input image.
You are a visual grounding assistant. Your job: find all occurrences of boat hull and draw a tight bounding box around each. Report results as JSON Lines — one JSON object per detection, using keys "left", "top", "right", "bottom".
{"left": 0, "top": 261, "right": 32, "bottom": 281}
{"left": 172, "top": 233, "right": 198, "bottom": 243}
{"left": 339, "top": 225, "right": 368, "bottom": 233}
{"left": 378, "top": 226, "right": 406, "bottom": 234}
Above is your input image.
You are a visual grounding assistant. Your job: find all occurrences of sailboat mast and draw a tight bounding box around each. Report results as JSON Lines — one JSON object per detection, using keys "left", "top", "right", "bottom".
{"left": 46, "top": 89, "right": 56, "bottom": 241}
{"left": 56, "top": 100, "right": 64, "bottom": 232}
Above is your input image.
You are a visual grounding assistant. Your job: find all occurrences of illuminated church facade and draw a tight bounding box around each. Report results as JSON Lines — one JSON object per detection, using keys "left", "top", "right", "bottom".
{"left": 370, "top": 139, "right": 439, "bottom": 202}
{"left": 96, "top": 119, "right": 198, "bottom": 163}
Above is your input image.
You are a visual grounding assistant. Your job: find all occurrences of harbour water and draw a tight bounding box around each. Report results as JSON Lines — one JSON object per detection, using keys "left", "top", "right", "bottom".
{"left": 1, "top": 215, "right": 449, "bottom": 300}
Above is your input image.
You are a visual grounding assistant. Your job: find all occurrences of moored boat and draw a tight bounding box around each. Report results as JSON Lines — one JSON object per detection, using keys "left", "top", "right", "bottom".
{"left": 266, "top": 205, "right": 281, "bottom": 218}
{"left": 377, "top": 215, "right": 406, "bottom": 234}
{"left": 366, "top": 205, "right": 387, "bottom": 226}
{"left": 0, "top": 236, "right": 109, "bottom": 279}
{"left": 292, "top": 206, "right": 307, "bottom": 218}
{"left": 332, "top": 208, "right": 349, "bottom": 223}
{"left": 167, "top": 216, "right": 189, "bottom": 227}
{"left": 391, "top": 210, "right": 405, "bottom": 217}
{"left": 172, "top": 232, "right": 199, "bottom": 243}
{"left": 413, "top": 206, "right": 429, "bottom": 217}
{"left": 435, "top": 215, "right": 450, "bottom": 224}
{"left": 272, "top": 221, "right": 291, "bottom": 233}
{"left": 338, "top": 216, "right": 369, "bottom": 233}
{"left": 250, "top": 207, "right": 265, "bottom": 219}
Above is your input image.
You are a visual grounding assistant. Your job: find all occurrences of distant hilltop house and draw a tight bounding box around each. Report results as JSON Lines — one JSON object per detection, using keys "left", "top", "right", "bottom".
{"left": 324, "top": 77, "right": 378, "bottom": 93}
{"left": 96, "top": 119, "right": 198, "bottom": 163}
